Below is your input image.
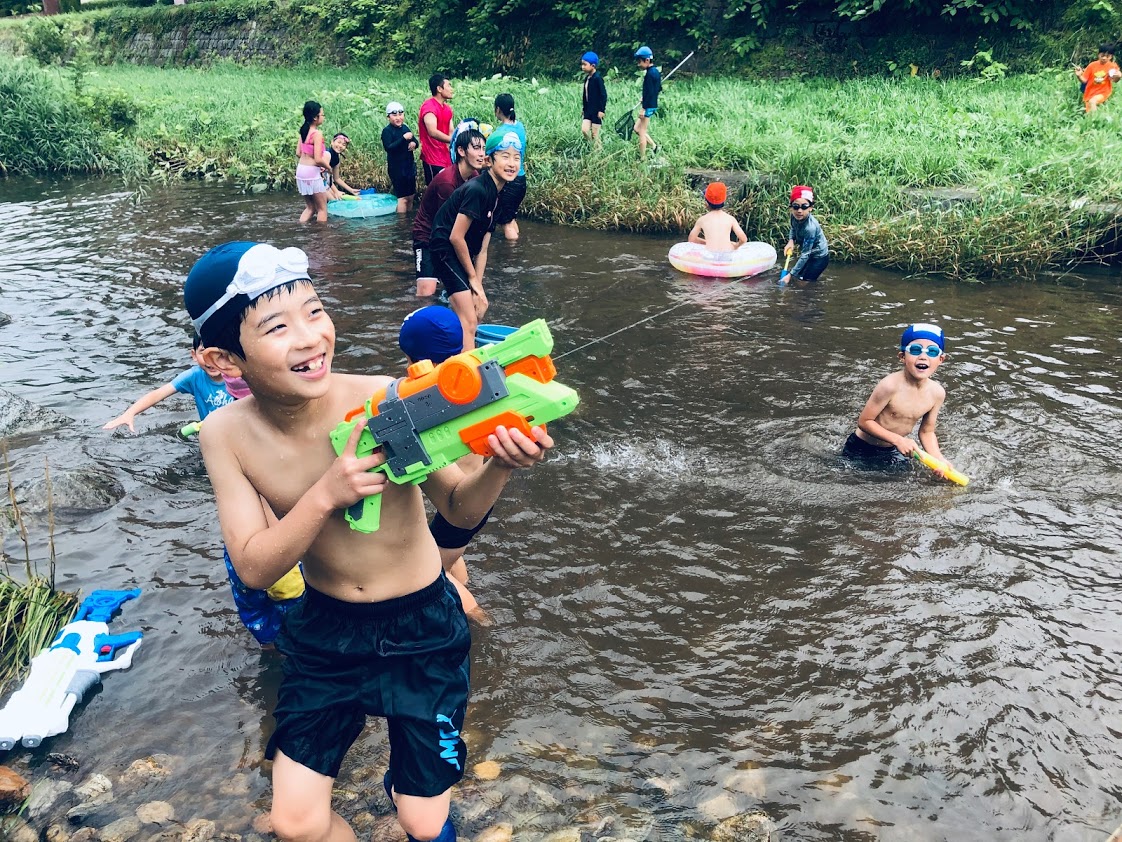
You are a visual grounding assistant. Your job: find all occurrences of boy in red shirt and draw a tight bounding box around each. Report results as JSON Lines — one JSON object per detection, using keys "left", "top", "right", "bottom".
{"left": 1076, "top": 43, "right": 1121, "bottom": 113}
{"left": 418, "top": 74, "right": 455, "bottom": 183}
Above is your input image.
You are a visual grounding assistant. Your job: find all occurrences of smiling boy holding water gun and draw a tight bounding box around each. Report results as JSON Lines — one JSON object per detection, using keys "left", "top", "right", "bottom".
{"left": 842, "top": 323, "right": 966, "bottom": 484}
{"left": 183, "top": 241, "right": 563, "bottom": 842}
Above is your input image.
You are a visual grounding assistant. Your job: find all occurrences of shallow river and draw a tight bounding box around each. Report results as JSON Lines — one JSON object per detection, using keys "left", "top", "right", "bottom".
{"left": 1, "top": 180, "right": 1121, "bottom": 842}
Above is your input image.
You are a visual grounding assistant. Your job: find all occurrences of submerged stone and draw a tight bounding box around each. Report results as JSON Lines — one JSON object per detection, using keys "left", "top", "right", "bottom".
{"left": 22, "top": 467, "right": 125, "bottom": 514}
{"left": 0, "top": 766, "right": 31, "bottom": 809}
{"left": 711, "top": 811, "right": 776, "bottom": 842}
{"left": 0, "top": 388, "right": 69, "bottom": 439}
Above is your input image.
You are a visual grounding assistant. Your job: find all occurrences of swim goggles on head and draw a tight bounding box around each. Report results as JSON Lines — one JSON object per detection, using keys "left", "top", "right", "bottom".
{"left": 191, "top": 244, "right": 311, "bottom": 333}
{"left": 903, "top": 343, "right": 942, "bottom": 358}
{"left": 486, "top": 131, "right": 524, "bottom": 155}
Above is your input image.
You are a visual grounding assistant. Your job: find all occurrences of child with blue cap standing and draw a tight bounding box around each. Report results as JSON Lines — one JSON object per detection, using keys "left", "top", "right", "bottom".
{"left": 581, "top": 50, "right": 607, "bottom": 145}
{"left": 843, "top": 323, "right": 958, "bottom": 476}
{"left": 633, "top": 45, "right": 661, "bottom": 158}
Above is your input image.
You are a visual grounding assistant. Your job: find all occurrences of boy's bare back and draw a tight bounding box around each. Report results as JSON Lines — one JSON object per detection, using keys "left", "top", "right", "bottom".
{"left": 688, "top": 210, "right": 747, "bottom": 253}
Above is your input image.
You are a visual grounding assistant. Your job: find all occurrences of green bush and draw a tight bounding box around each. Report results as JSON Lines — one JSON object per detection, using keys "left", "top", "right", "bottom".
{"left": 24, "top": 17, "right": 71, "bottom": 64}
{"left": 79, "top": 86, "right": 140, "bottom": 131}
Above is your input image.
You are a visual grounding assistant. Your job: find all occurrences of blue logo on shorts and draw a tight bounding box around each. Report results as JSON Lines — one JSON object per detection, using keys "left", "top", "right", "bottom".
{"left": 436, "top": 713, "right": 461, "bottom": 771}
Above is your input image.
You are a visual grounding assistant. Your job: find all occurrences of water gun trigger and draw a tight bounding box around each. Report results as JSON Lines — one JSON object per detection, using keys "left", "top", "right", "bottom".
{"left": 93, "top": 631, "right": 143, "bottom": 665}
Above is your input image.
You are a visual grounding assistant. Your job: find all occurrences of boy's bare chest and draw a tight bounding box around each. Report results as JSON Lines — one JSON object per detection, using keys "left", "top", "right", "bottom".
{"left": 239, "top": 425, "right": 338, "bottom": 516}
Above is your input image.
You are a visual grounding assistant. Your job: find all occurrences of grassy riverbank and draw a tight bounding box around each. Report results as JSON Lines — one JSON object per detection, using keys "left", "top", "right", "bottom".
{"left": 17, "top": 61, "right": 1122, "bottom": 277}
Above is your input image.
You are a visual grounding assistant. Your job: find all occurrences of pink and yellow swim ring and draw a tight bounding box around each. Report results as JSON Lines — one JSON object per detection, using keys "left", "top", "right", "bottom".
{"left": 668, "top": 241, "right": 777, "bottom": 278}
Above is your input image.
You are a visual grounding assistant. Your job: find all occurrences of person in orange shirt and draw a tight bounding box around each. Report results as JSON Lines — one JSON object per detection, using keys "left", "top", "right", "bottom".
{"left": 1075, "top": 43, "right": 1121, "bottom": 113}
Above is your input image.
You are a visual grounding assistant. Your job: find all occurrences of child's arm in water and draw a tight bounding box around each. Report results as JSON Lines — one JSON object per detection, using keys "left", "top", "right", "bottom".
{"left": 421, "top": 425, "right": 553, "bottom": 529}
{"left": 103, "top": 382, "right": 177, "bottom": 432}
{"left": 856, "top": 374, "right": 918, "bottom": 456}
{"left": 201, "top": 418, "right": 388, "bottom": 590}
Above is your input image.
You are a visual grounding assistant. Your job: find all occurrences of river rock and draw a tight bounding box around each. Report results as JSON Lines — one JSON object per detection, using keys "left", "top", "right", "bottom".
{"left": 0, "top": 313, "right": 10, "bottom": 328}
{"left": 542, "top": 829, "right": 582, "bottom": 842}
{"left": 0, "top": 766, "right": 31, "bottom": 809}
{"left": 69, "top": 827, "right": 100, "bottom": 842}
{"left": 711, "top": 811, "right": 776, "bottom": 842}
{"left": 472, "top": 760, "right": 502, "bottom": 781}
{"left": 0, "top": 388, "right": 70, "bottom": 439}
{"left": 75, "top": 774, "right": 113, "bottom": 802}
{"left": 368, "top": 815, "right": 406, "bottom": 842}
{"left": 101, "top": 816, "right": 142, "bottom": 842}
{"left": 181, "top": 818, "right": 217, "bottom": 842}
{"left": 217, "top": 773, "right": 249, "bottom": 797}
{"left": 119, "top": 757, "right": 174, "bottom": 791}
{"left": 250, "top": 814, "right": 271, "bottom": 835}
{"left": 28, "top": 778, "right": 75, "bottom": 820}
{"left": 67, "top": 794, "right": 117, "bottom": 825}
{"left": 22, "top": 467, "right": 125, "bottom": 515}
{"left": 136, "top": 802, "right": 175, "bottom": 825}
{"left": 1, "top": 816, "right": 40, "bottom": 842}
{"left": 474, "top": 823, "right": 513, "bottom": 842}
{"left": 46, "top": 822, "right": 72, "bottom": 842}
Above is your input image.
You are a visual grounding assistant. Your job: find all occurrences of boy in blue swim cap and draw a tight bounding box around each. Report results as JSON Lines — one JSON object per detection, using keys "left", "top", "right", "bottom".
{"left": 633, "top": 45, "right": 661, "bottom": 158}
{"left": 183, "top": 241, "right": 554, "bottom": 842}
{"left": 842, "top": 323, "right": 957, "bottom": 475}
{"left": 581, "top": 50, "right": 607, "bottom": 145}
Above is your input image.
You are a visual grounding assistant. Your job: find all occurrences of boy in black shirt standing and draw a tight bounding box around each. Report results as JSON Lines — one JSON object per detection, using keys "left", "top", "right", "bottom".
{"left": 633, "top": 45, "right": 661, "bottom": 158}
{"left": 427, "top": 130, "right": 523, "bottom": 351}
{"left": 381, "top": 101, "right": 418, "bottom": 213}
{"left": 580, "top": 51, "right": 607, "bottom": 146}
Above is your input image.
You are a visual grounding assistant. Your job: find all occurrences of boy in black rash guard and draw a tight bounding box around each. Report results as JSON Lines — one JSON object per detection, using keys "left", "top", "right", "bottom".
{"left": 427, "top": 130, "right": 523, "bottom": 351}
{"left": 580, "top": 51, "right": 607, "bottom": 145}
{"left": 381, "top": 101, "right": 418, "bottom": 213}
{"left": 633, "top": 45, "right": 661, "bottom": 158}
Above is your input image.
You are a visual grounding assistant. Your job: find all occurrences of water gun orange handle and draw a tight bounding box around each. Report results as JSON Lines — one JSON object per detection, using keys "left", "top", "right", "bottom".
{"left": 913, "top": 448, "right": 969, "bottom": 487}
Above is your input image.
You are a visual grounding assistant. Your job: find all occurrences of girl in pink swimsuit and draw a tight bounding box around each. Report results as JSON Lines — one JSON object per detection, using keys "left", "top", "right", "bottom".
{"left": 296, "top": 100, "right": 330, "bottom": 223}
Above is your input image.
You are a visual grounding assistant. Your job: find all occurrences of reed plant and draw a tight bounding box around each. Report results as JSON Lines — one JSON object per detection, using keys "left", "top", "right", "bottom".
{"left": 59, "top": 63, "right": 1122, "bottom": 276}
{"left": 1, "top": 453, "right": 79, "bottom": 695}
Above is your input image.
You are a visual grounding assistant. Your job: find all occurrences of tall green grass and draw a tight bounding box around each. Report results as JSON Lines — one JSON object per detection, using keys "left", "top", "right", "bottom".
{"left": 60, "top": 63, "right": 1122, "bottom": 275}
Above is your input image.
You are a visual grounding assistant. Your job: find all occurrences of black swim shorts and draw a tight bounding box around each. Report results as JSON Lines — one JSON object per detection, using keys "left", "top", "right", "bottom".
{"left": 841, "top": 432, "right": 910, "bottom": 471}
{"left": 429, "top": 507, "right": 494, "bottom": 549}
{"left": 391, "top": 173, "right": 417, "bottom": 199}
{"left": 431, "top": 250, "right": 473, "bottom": 297}
{"left": 414, "top": 242, "right": 436, "bottom": 281}
{"left": 266, "top": 575, "right": 470, "bottom": 796}
{"left": 582, "top": 108, "right": 603, "bottom": 125}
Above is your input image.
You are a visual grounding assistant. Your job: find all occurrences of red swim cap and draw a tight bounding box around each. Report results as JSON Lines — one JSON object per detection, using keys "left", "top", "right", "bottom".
{"left": 705, "top": 182, "right": 727, "bottom": 205}
{"left": 790, "top": 185, "right": 814, "bottom": 203}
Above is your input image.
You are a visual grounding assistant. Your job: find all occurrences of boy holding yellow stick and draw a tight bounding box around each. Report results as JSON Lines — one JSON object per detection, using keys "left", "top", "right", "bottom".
{"left": 843, "top": 323, "right": 965, "bottom": 484}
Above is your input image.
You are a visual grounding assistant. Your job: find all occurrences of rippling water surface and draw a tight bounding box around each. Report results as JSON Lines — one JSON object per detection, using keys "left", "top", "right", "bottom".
{"left": 1, "top": 179, "right": 1121, "bottom": 841}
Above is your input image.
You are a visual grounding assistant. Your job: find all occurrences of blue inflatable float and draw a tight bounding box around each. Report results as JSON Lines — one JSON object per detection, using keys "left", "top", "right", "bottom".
{"left": 327, "top": 193, "right": 398, "bottom": 219}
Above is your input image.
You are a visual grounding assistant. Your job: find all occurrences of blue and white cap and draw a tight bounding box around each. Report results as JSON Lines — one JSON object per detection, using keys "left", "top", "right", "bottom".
{"left": 184, "top": 242, "right": 310, "bottom": 341}
{"left": 900, "top": 322, "right": 944, "bottom": 350}
{"left": 485, "top": 130, "right": 523, "bottom": 156}
{"left": 634, "top": 45, "right": 653, "bottom": 59}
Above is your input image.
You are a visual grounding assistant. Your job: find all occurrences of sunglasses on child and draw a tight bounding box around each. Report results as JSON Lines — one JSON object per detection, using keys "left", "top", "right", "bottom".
{"left": 389, "top": 110, "right": 404, "bottom": 115}
{"left": 789, "top": 202, "right": 812, "bottom": 210}
{"left": 903, "top": 343, "right": 942, "bottom": 358}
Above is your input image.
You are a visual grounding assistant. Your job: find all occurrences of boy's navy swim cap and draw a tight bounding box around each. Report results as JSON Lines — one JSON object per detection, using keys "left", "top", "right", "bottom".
{"left": 900, "top": 323, "right": 944, "bottom": 350}
{"left": 399, "top": 306, "right": 463, "bottom": 364}
{"left": 582, "top": 51, "right": 599, "bottom": 65}
{"left": 634, "top": 45, "right": 653, "bottom": 59}
{"left": 184, "top": 242, "right": 311, "bottom": 343}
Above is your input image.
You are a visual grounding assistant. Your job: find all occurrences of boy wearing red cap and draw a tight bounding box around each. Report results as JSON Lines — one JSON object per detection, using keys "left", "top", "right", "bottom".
{"left": 783, "top": 185, "right": 830, "bottom": 282}
{"left": 687, "top": 182, "right": 747, "bottom": 253}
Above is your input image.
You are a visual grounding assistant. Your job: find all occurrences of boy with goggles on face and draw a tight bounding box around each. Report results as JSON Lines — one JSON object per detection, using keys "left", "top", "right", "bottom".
{"left": 843, "top": 323, "right": 956, "bottom": 475}
{"left": 783, "top": 185, "right": 830, "bottom": 282}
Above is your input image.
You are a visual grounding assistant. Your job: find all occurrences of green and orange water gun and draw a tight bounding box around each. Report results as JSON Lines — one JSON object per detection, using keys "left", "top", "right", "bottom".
{"left": 329, "top": 319, "right": 580, "bottom": 533}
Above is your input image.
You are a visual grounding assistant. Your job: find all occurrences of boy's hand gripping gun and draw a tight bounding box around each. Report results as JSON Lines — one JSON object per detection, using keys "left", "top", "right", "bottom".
{"left": 912, "top": 447, "right": 970, "bottom": 487}
{"left": 0, "top": 589, "right": 143, "bottom": 751}
{"left": 329, "top": 319, "right": 580, "bottom": 533}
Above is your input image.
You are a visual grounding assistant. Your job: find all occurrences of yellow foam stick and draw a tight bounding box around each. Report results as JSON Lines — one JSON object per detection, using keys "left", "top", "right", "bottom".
{"left": 180, "top": 421, "right": 202, "bottom": 439}
{"left": 913, "top": 447, "right": 970, "bottom": 487}
{"left": 266, "top": 564, "right": 305, "bottom": 601}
